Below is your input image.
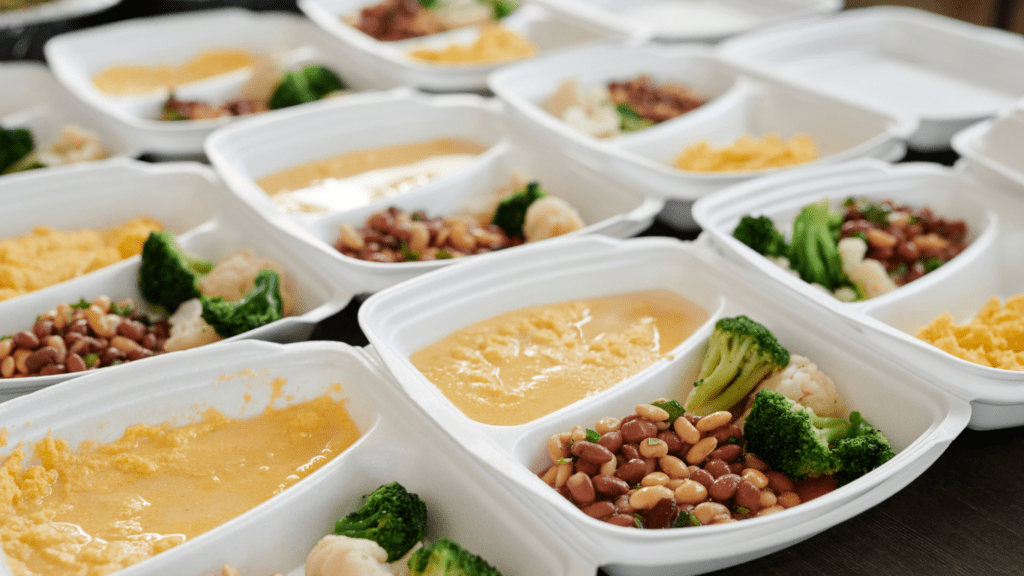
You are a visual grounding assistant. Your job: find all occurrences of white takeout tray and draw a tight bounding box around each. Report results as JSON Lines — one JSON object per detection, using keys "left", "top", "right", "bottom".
{"left": 206, "top": 90, "right": 663, "bottom": 292}
{"left": 0, "top": 340, "right": 596, "bottom": 576}
{"left": 42, "top": 8, "right": 399, "bottom": 156}
{"left": 716, "top": 6, "right": 1024, "bottom": 151}
{"left": 0, "top": 0, "right": 119, "bottom": 29}
{"left": 488, "top": 40, "right": 916, "bottom": 230}
{"left": 358, "top": 234, "right": 971, "bottom": 575}
{"left": 297, "top": 0, "right": 631, "bottom": 92}
{"left": 952, "top": 99, "right": 1024, "bottom": 192}
{"left": 0, "top": 61, "right": 138, "bottom": 168}
{"left": 530, "top": 0, "right": 842, "bottom": 43}
{"left": 0, "top": 158, "right": 356, "bottom": 401}
{"left": 692, "top": 156, "right": 1024, "bottom": 430}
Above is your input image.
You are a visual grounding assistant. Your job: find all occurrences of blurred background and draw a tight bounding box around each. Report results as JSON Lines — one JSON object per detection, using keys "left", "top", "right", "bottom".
{"left": 850, "top": 0, "right": 1022, "bottom": 31}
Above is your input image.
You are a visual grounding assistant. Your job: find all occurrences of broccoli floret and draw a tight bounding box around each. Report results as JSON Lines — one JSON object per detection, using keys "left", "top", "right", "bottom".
{"left": 268, "top": 65, "right": 346, "bottom": 110}
{"left": 733, "top": 215, "right": 789, "bottom": 259}
{"left": 745, "top": 390, "right": 896, "bottom": 484}
{"left": 491, "top": 181, "right": 545, "bottom": 237}
{"left": 334, "top": 481, "right": 428, "bottom": 562}
{"left": 831, "top": 411, "right": 896, "bottom": 487}
{"left": 0, "top": 127, "right": 38, "bottom": 174}
{"left": 684, "top": 316, "right": 790, "bottom": 415}
{"left": 199, "top": 269, "right": 284, "bottom": 338}
{"left": 138, "top": 231, "right": 214, "bottom": 314}
{"left": 617, "top": 103, "right": 655, "bottom": 132}
{"left": 788, "top": 199, "right": 849, "bottom": 291}
{"left": 407, "top": 538, "right": 503, "bottom": 576}
{"left": 743, "top": 389, "right": 844, "bottom": 480}
{"left": 487, "top": 0, "right": 517, "bottom": 19}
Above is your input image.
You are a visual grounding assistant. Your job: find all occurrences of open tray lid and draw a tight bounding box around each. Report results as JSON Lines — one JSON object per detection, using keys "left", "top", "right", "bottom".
{"left": 715, "top": 6, "right": 1024, "bottom": 151}
{"left": 951, "top": 99, "right": 1024, "bottom": 193}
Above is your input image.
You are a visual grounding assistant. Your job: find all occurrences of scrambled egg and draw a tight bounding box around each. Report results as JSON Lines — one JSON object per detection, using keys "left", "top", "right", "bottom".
{"left": 916, "top": 294, "right": 1024, "bottom": 370}
{"left": 0, "top": 217, "right": 162, "bottom": 302}
{"left": 408, "top": 24, "right": 536, "bottom": 64}
{"left": 675, "top": 133, "right": 819, "bottom": 172}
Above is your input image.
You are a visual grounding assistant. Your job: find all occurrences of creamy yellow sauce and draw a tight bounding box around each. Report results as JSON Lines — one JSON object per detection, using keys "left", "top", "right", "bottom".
{"left": 0, "top": 217, "right": 163, "bottom": 302}
{"left": 92, "top": 49, "right": 255, "bottom": 96}
{"left": 0, "top": 385, "right": 361, "bottom": 576}
{"left": 410, "top": 290, "right": 710, "bottom": 426}
{"left": 257, "top": 138, "right": 488, "bottom": 213}
{"left": 408, "top": 24, "right": 537, "bottom": 64}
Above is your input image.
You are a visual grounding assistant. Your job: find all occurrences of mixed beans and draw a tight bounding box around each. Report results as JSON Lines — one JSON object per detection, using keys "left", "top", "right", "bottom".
{"left": 539, "top": 402, "right": 830, "bottom": 528}
{"left": 334, "top": 206, "right": 522, "bottom": 263}
{"left": 840, "top": 198, "right": 969, "bottom": 286}
{"left": 0, "top": 296, "right": 167, "bottom": 378}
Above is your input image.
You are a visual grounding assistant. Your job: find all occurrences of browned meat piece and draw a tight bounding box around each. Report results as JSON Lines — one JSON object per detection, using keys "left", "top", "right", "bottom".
{"left": 355, "top": 0, "right": 445, "bottom": 41}
{"left": 607, "top": 75, "right": 708, "bottom": 124}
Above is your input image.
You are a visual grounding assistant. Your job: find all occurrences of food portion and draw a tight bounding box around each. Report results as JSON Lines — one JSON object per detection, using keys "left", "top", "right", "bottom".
{"left": 0, "top": 0, "right": 55, "bottom": 11}
{"left": 160, "top": 63, "right": 348, "bottom": 121}
{"left": 210, "top": 481, "right": 504, "bottom": 576}
{"left": 916, "top": 294, "right": 1024, "bottom": 370}
{"left": 0, "top": 125, "right": 110, "bottom": 175}
{"left": 333, "top": 178, "right": 584, "bottom": 262}
{"left": 410, "top": 289, "right": 710, "bottom": 426}
{"left": 407, "top": 24, "right": 536, "bottom": 64}
{"left": 538, "top": 316, "right": 895, "bottom": 529}
{"left": 0, "top": 231, "right": 297, "bottom": 379}
{"left": 0, "top": 216, "right": 161, "bottom": 302}
{"left": 544, "top": 75, "right": 708, "bottom": 139}
{"left": 93, "top": 48, "right": 257, "bottom": 96}
{"left": 259, "top": 138, "right": 489, "bottom": 214}
{"left": 675, "top": 133, "right": 818, "bottom": 172}
{"left": 0, "top": 387, "right": 361, "bottom": 576}
{"left": 349, "top": 0, "right": 518, "bottom": 42}
{"left": 733, "top": 198, "right": 970, "bottom": 301}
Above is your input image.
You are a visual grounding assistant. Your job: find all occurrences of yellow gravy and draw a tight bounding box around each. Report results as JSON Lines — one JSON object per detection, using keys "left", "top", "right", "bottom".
{"left": 92, "top": 49, "right": 255, "bottom": 96}
{"left": 0, "top": 387, "right": 360, "bottom": 576}
{"left": 410, "top": 289, "right": 710, "bottom": 426}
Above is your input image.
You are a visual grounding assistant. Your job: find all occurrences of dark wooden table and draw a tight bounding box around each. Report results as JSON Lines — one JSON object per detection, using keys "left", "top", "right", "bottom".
{"left": 3, "top": 2, "right": 1024, "bottom": 575}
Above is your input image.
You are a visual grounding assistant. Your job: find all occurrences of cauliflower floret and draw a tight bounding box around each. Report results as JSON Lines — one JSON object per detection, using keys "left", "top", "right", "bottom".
{"left": 433, "top": 0, "right": 494, "bottom": 29}
{"left": 838, "top": 236, "right": 896, "bottom": 299}
{"left": 545, "top": 79, "right": 621, "bottom": 138}
{"left": 306, "top": 535, "right": 393, "bottom": 576}
{"left": 198, "top": 250, "right": 296, "bottom": 316}
{"left": 37, "top": 124, "right": 109, "bottom": 166}
{"left": 756, "top": 354, "right": 845, "bottom": 418}
{"left": 163, "top": 298, "right": 224, "bottom": 352}
{"left": 522, "top": 196, "right": 585, "bottom": 242}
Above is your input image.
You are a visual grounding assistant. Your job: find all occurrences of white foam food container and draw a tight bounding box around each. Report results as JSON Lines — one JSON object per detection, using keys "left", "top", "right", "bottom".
{"left": 0, "top": 339, "right": 597, "bottom": 576}
{"left": 951, "top": 100, "right": 1024, "bottom": 192}
{"left": 42, "top": 8, "right": 399, "bottom": 156}
{"left": 0, "top": 158, "right": 356, "bottom": 402}
{"left": 207, "top": 90, "right": 663, "bottom": 292}
{"left": 0, "top": 0, "right": 119, "bottom": 29}
{"left": 0, "top": 61, "right": 138, "bottom": 169}
{"left": 529, "top": 0, "right": 842, "bottom": 43}
{"left": 297, "top": 0, "right": 631, "bottom": 92}
{"left": 358, "top": 234, "right": 971, "bottom": 575}
{"left": 488, "top": 40, "right": 916, "bottom": 230}
{"left": 691, "top": 156, "right": 1024, "bottom": 430}
{"left": 716, "top": 6, "right": 1024, "bottom": 151}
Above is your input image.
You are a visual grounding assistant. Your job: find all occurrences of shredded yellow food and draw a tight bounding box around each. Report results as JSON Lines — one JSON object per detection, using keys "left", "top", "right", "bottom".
{"left": 675, "top": 133, "right": 819, "bottom": 172}
{"left": 408, "top": 24, "right": 536, "bottom": 64}
{"left": 916, "top": 294, "right": 1024, "bottom": 370}
{"left": 0, "top": 217, "right": 163, "bottom": 302}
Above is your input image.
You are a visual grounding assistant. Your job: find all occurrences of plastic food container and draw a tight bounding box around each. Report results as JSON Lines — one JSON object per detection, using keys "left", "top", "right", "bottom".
{"left": 529, "top": 0, "right": 842, "bottom": 43}
{"left": 488, "top": 40, "right": 916, "bottom": 230}
{"left": 0, "top": 0, "right": 120, "bottom": 29}
{"left": 296, "top": 0, "right": 631, "bottom": 92}
{"left": 952, "top": 99, "right": 1024, "bottom": 191}
{"left": 42, "top": 8, "right": 398, "bottom": 156}
{"left": 0, "top": 339, "right": 596, "bottom": 576}
{"left": 0, "top": 61, "right": 138, "bottom": 170}
{"left": 206, "top": 90, "right": 662, "bottom": 292}
{"left": 716, "top": 6, "right": 1024, "bottom": 151}
{"left": 358, "top": 234, "right": 971, "bottom": 575}
{"left": 692, "top": 154, "right": 1024, "bottom": 430}
{"left": 0, "top": 158, "right": 355, "bottom": 402}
